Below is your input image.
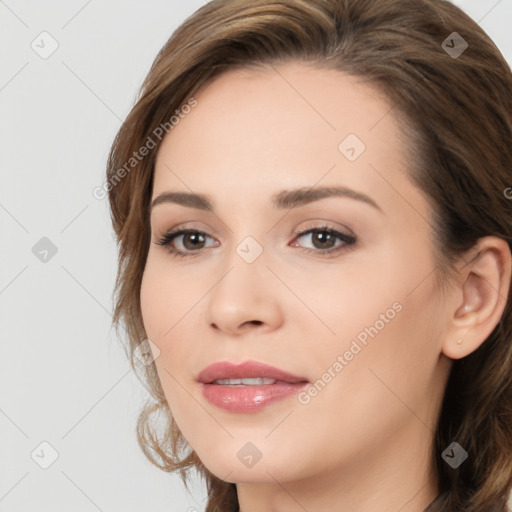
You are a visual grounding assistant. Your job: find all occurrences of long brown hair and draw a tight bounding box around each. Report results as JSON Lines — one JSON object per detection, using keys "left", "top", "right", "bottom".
{"left": 105, "top": 1, "right": 512, "bottom": 510}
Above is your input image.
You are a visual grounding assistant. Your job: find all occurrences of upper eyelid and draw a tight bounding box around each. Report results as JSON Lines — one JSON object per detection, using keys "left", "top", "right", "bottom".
{"left": 156, "top": 218, "right": 354, "bottom": 237}
{"left": 161, "top": 224, "right": 350, "bottom": 237}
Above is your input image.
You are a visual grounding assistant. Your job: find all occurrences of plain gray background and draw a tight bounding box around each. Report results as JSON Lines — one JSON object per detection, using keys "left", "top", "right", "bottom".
{"left": 1, "top": 1, "right": 511, "bottom": 511}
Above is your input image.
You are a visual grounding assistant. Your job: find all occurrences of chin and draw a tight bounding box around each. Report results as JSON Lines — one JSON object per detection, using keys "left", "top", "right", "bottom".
{"left": 196, "top": 442, "right": 306, "bottom": 484}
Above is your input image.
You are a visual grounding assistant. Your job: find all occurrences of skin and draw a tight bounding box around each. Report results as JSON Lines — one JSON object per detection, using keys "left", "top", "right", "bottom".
{"left": 140, "top": 61, "right": 511, "bottom": 512}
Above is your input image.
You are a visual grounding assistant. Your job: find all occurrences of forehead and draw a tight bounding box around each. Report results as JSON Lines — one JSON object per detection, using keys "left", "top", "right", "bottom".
{"left": 152, "top": 61, "right": 415, "bottom": 212}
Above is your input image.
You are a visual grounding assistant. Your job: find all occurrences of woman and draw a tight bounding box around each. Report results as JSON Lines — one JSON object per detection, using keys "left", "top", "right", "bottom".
{"left": 105, "top": 0, "right": 512, "bottom": 510}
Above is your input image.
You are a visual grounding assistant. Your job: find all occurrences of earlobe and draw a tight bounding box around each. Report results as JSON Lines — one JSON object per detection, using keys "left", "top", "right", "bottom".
{"left": 442, "top": 237, "right": 511, "bottom": 360}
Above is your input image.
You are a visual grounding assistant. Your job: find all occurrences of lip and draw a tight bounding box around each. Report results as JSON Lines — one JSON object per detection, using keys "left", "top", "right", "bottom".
{"left": 197, "top": 360, "right": 309, "bottom": 413}
{"left": 197, "top": 360, "right": 308, "bottom": 384}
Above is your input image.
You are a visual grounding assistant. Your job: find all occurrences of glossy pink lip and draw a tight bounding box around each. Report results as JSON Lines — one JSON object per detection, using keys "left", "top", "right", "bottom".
{"left": 197, "top": 360, "right": 309, "bottom": 413}
{"left": 197, "top": 360, "right": 308, "bottom": 384}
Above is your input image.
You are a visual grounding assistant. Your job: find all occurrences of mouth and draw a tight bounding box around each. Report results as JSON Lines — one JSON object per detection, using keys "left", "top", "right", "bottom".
{"left": 197, "top": 360, "right": 309, "bottom": 413}
{"left": 197, "top": 360, "right": 309, "bottom": 384}
{"left": 210, "top": 377, "right": 286, "bottom": 386}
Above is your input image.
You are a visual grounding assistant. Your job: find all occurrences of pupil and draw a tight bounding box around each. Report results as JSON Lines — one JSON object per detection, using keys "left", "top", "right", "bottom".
{"left": 314, "top": 230, "right": 334, "bottom": 249}
{"left": 184, "top": 233, "right": 204, "bottom": 250}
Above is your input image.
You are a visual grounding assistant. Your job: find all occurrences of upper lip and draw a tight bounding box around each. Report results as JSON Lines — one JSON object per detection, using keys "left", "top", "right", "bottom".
{"left": 197, "top": 360, "right": 309, "bottom": 384}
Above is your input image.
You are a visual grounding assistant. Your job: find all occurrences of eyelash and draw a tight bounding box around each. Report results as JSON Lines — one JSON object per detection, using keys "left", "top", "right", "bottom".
{"left": 154, "top": 225, "right": 357, "bottom": 259}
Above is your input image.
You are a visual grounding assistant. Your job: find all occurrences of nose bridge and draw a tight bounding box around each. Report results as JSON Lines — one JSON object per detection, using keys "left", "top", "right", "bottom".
{"left": 219, "top": 204, "right": 269, "bottom": 270}
{"left": 215, "top": 231, "right": 269, "bottom": 301}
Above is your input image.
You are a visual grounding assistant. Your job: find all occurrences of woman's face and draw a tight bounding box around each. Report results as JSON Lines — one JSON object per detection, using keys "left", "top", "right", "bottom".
{"left": 141, "top": 62, "right": 452, "bottom": 492}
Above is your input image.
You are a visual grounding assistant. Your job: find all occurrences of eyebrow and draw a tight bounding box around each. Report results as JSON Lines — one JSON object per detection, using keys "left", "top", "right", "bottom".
{"left": 150, "top": 185, "right": 382, "bottom": 213}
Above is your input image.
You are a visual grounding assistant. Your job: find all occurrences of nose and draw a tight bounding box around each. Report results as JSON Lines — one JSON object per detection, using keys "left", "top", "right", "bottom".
{"left": 205, "top": 253, "right": 284, "bottom": 337}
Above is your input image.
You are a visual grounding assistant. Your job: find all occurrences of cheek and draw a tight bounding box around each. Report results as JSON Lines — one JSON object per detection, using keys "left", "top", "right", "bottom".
{"left": 140, "top": 265, "right": 189, "bottom": 415}
{"left": 139, "top": 257, "right": 207, "bottom": 392}
{"left": 140, "top": 255, "right": 200, "bottom": 339}
{"left": 284, "top": 259, "right": 403, "bottom": 363}
{"left": 303, "top": 246, "right": 441, "bottom": 408}
{"left": 140, "top": 264, "right": 165, "bottom": 340}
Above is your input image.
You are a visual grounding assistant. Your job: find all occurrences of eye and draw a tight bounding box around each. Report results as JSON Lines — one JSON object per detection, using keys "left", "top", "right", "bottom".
{"left": 290, "top": 225, "right": 356, "bottom": 255}
{"left": 154, "top": 228, "right": 218, "bottom": 258}
{"left": 154, "top": 224, "right": 357, "bottom": 259}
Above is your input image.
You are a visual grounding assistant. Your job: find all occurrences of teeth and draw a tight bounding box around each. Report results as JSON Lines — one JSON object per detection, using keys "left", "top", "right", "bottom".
{"left": 213, "top": 378, "right": 277, "bottom": 386}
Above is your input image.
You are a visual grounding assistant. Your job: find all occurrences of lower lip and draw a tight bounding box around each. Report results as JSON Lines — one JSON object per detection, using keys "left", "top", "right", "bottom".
{"left": 200, "top": 382, "right": 309, "bottom": 413}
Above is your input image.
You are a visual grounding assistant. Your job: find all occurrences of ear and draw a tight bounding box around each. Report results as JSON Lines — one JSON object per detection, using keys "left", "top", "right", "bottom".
{"left": 442, "top": 236, "right": 511, "bottom": 360}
